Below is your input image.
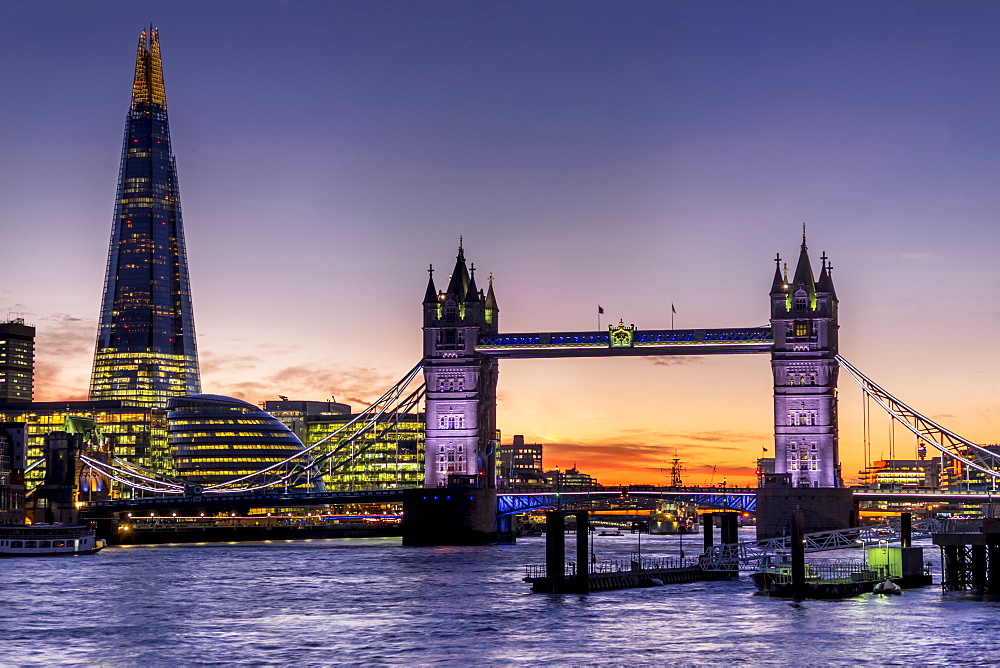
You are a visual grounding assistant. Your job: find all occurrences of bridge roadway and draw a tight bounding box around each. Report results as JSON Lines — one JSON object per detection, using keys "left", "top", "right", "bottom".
{"left": 79, "top": 486, "right": 998, "bottom": 515}
{"left": 81, "top": 488, "right": 409, "bottom": 513}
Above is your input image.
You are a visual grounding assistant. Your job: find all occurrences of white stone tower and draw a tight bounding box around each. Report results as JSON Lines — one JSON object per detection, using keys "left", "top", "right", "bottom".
{"left": 770, "top": 230, "right": 841, "bottom": 487}
{"left": 421, "top": 243, "right": 499, "bottom": 488}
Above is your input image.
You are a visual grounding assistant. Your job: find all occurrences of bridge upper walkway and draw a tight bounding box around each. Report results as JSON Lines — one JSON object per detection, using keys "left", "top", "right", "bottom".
{"left": 476, "top": 327, "right": 773, "bottom": 359}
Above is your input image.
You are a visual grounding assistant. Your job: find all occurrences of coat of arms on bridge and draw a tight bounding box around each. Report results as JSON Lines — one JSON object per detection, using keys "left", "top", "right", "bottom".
{"left": 609, "top": 320, "right": 636, "bottom": 348}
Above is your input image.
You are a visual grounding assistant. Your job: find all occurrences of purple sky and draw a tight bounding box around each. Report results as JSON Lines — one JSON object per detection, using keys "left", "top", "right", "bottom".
{"left": 1, "top": 1, "right": 998, "bottom": 484}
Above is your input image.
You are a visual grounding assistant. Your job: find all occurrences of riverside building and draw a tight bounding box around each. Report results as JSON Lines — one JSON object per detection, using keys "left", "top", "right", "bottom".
{"left": 167, "top": 395, "right": 314, "bottom": 488}
{"left": 262, "top": 400, "right": 425, "bottom": 491}
{"left": 0, "top": 402, "right": 168, "bottom": 490}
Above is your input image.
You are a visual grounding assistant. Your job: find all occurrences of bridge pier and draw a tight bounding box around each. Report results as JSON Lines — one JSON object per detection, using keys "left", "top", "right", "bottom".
{"left": 401, "top": 488, "right": 501, "bottom": 546}
{"left": 756, "top": 487, "right": 856, "bottom": 540}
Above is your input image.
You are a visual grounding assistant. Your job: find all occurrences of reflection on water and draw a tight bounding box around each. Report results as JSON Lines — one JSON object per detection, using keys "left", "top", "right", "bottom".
{"left": 1, "top": 530, "right": 998, "bottom": 665}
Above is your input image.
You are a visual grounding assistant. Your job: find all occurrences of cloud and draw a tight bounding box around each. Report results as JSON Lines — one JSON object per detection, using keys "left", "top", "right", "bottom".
{"left": 529, "top": 428, "right": 771, "bottom": 486}
{"left": 208, "top": 364, "right": 395, "bottom": 408}
{"left": 198, "top": 352, "right": 261, "bottom": 374}
{"left": 33, "top": 314, "right": 97, "bottom": 401}
{"left": 644, "top": 356, "right": 704, "bottom": 367}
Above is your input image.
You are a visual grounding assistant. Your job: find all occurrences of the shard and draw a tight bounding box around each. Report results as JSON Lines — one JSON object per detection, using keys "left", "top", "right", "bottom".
{"left": 90, "top": 28, "right": 200, "bottom": 407}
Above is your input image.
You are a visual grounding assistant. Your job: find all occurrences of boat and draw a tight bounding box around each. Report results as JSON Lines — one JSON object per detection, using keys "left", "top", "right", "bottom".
{"left": 599, "top": 530, "right": 623, "bottom": 536}
{"left": 873, "top": 579, "right": 902, "bottom": 595}
{"left": 648, "top": 500, "right": 699, "bottom": 535}
{"left": 0, "top": 524, "right": 106, "bottom": 557}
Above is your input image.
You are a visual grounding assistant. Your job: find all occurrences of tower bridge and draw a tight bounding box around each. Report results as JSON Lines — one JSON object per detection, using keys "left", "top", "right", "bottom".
{"left": 422, "top": 232, "right": 840, "bottom": 491}
{"left": 70, "top": 231, "right": 1000, "bottom": 545}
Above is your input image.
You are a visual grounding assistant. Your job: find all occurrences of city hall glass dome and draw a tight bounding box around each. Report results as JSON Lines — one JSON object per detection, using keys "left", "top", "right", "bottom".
{"left": 167, "top": 394, "right": 312, "bottom": 486}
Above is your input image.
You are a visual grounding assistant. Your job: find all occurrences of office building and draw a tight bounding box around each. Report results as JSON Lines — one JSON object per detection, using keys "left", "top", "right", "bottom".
{"left": 498, "top": 435, "right": 545, "bottom": 486}
{"left": 858, "top": 459, "right": 941, "bottom": 489}
{"left": 0, "top": 401, "right": 168, "bottom": 490}
{"left": 0, "top": 319, "right": 34, "bottom": 403}
{"left": 263, "top": 400, "right": 425, "bottom": 491}
{"left": 167, "top": 395, "right": 314, "bottom": 487}
{"left": 90, "top": 28, "right": 200, "bottom": 408}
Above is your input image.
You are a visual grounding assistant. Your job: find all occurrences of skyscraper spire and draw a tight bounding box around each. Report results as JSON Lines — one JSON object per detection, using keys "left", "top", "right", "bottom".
{"left": 90, "top": 29, "right": 200, "bottom": 408}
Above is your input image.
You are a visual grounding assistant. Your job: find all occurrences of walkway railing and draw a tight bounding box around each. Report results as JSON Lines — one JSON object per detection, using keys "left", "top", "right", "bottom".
{"left": 700, "top": 518, "right": 942, "bottom": 571}
{"left": 524, "top": 555, "right": 700, "bottom": 580}
{"left": 764, "top": 558, "right": 893, "bottom": 584}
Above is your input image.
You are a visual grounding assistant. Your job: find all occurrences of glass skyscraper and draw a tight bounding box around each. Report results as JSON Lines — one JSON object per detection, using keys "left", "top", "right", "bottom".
{"left": 90, "top": 28, "right": 200, "bottom": 408}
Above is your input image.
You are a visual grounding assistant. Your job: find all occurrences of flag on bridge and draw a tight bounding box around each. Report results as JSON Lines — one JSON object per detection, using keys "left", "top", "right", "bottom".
{"left": 598, "top": 305, "right": 604, "bottom": 314}
{"left": 671, "top": 303, "right": 676, "bottom": 314}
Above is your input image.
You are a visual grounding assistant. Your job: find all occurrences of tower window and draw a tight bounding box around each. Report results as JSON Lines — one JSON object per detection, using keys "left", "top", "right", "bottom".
{"left": 795, "top": 322, "right": 809, "bottom": 336}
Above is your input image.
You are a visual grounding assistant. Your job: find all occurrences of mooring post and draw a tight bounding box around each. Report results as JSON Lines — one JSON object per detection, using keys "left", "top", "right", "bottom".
{"left": 900, "top": 512, "right": 912, "bottom": 549}
{"left": 575, "top": 511, "right": 590, "bottom": 594}
{"left": 720, "top": 513, "right": 738, "bottom": 545}
{"left": 987, "top": 544, "right": 1000, "bottom": 597}
{"left": 703, "top": 513, "right": 714, "bottom": 553}
{"left": 791, "top": 508, "right": 806, "bottom": 601}
{"left": 545, "top": 511, "right": 566, "bottom": 593}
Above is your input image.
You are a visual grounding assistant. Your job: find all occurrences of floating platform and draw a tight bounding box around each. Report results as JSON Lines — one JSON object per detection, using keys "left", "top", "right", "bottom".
{"left": 524, "top": 557, "right": 730, "bottom": 594}
{"left": 753, "top": 571, "right": 932, "bottom": 599}
{"left": 752, "top": 547, "right": 933, "bottom": 599}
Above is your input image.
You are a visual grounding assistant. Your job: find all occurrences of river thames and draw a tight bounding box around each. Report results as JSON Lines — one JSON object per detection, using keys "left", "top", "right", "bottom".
{"left": 2, "top": 531, "right": 998, "bottom": 665}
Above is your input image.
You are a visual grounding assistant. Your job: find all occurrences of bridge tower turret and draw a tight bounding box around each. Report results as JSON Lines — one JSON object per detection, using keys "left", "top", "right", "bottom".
{"left": 770, "top": 230, "right": 841, "bottom": 488}
{"left": 422, "top": 242, "right": 499, "bottom": 488}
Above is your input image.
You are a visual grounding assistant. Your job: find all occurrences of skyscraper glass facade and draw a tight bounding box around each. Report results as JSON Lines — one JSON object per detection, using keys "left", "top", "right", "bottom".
{"left": 90, "top": 28, "right": 199, "bottom": 408}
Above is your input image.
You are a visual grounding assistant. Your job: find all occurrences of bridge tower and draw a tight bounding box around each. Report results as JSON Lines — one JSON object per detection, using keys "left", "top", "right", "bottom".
{"left": 421, "top": 243, "right": 499, "bottom": 488}
{"left": 769, "top": 231, "right": 841, "bottom": 488}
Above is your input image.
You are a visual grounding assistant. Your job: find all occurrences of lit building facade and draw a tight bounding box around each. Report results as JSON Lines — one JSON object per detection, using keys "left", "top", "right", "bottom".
{"left": 0, "top": 401, "right": 169, "bottom": 490}
{"left": 756, "top": 457, "right": 776, "bottom": 487}
{"left": 90, "top": 28, "right": 199, "bottom": 408}
{"left": 940, "top": 446, "right": 1000, "bottom": 492}
{"left": 858, "top": 459, "right": 941, "bottom": 489}
{"left": 770, "top": 233, "right": 841, "bottom": 488}
{"left": 498, "top": 435, "right": 545, "bottom": 486}
{"left": 304, "top": 414, "right": 425, "bottom": 490}
{"left": 262, "top": 400, "right": 426, "bottom": 491}
{"left": 543, "top": 466, "right": 600, "bottom": 491}
{"left": 167, "top": 395, "right": 313, "bottom": 487}
{"left": 0, "top": 318, "right": 34, "bottom": 403}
